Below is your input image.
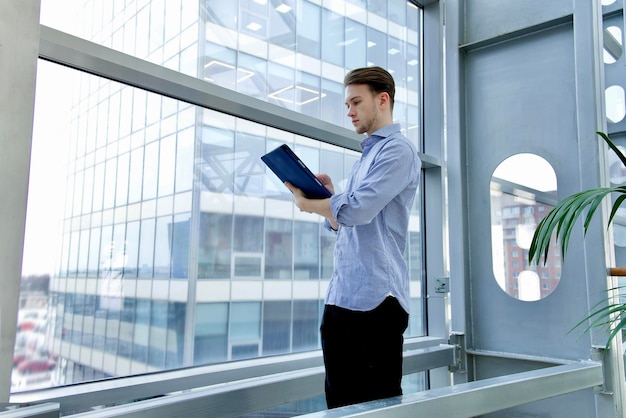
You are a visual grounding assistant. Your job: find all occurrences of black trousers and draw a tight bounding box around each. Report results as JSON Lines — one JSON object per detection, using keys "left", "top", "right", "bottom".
{"left": 320, "top": 296, "right": 409, "bottom": 409}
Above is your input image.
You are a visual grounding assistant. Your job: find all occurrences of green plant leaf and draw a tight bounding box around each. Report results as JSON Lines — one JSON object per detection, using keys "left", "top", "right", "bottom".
{"left": 597, "top": 131, "right": 626, "bottom": 168}
{"left": 527, "top": 132, "right": 626, "bottom": 350}
{"left": 568, "top": 288, "right": 626, "bottom": 349}
{"left": 606, "top": 314, "right": 626, "bottom": 349}
{"left": 528, "top": 133, "right": 626, "bottom": 266}
{"left": 528, "top": 187, "right": 619, "bottom": 265}
{"left": 609, "top": 193, "right": 626, "bottom": 227}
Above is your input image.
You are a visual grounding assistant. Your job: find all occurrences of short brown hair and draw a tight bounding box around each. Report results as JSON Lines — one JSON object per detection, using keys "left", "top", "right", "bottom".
{"left": 344, "top": 66, "right": 395, "bottom": 111}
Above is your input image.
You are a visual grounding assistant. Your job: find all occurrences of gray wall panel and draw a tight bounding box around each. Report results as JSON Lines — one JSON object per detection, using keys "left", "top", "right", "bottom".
{"left": 464, "top": 0, "right": 572, "bottom": 45}
{"left": 452, "top": 0, "right": 619, "bottom": 415}
{"left": 464, "top": 25, "right": 592, "bottom": 358}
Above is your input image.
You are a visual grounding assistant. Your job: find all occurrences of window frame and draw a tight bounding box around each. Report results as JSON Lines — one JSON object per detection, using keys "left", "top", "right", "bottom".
{"left": 12, "top": 2, "right": 446, "bottom": 409}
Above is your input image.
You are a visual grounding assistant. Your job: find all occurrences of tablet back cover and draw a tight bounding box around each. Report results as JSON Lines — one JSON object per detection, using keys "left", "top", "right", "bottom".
{"left": 261, "top": 144, "right": 331, "bottom": 199}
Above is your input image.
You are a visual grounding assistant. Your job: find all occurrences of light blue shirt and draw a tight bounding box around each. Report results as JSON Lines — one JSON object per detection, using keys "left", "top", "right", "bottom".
{"left": 323, "top": 123, "right": 421, "bottom": 313}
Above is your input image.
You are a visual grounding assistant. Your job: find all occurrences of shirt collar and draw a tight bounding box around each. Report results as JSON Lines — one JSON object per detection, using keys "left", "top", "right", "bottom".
{"left": 360, "top": 123, "right": 402, "bottom": 150}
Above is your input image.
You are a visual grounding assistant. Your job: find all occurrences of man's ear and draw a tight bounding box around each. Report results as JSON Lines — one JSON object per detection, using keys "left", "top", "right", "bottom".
{"left": 378, "top": 92, "right": 390, "bottom": 109}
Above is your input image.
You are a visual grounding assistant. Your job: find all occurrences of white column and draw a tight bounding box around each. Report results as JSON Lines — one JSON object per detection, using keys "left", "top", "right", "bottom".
{"left": 0, "top": 0, "right": 40, "bottom": 401}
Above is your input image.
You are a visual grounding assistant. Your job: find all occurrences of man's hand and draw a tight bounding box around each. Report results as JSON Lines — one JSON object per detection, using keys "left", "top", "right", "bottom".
{"left": 316, "top": 174, "right": 335, "bottom": 195}
{"left": 284, "top": 181, "right": 309, "bottom": 212}
{"left": 284, "top": 175, "right": 339, "bottom": 231}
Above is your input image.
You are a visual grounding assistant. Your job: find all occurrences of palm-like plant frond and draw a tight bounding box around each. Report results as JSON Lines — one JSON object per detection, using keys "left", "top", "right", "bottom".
{"left": 528, "top": 185, "right": 626, "bottom": 265}
{"left": 569, "top": 286, "right": 626, "bottom": 337}
{"left": 528, "top": 132, "right": 626, "bottom": 349}
{"left": 528, "top": 132, "right": 626, "bottom": 266}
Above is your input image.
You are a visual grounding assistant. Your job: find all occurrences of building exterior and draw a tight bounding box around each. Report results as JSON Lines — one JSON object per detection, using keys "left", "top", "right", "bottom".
{"left": 33, "top": 0, "right": 426, "bottom": 390}
{"left": 491, "top": 175, "right": 561, "bottom": 301}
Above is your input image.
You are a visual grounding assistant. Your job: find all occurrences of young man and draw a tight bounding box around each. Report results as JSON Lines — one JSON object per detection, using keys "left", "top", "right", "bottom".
{"left": 285, "top": 66, "right": 421, "bottom": 409}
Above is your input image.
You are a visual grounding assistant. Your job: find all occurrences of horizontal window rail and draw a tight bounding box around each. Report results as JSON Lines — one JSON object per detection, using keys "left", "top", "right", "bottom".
{"left": 11, "top": 338, "right": 450, "bottom": 416}
{"left": 301, "top": 361, "right": 603, "bottom": 418}
{"left": 0, "top": 403, "right": 59, "bottom": 418}
{"left": 70, "top": 344, "right": 455, "bottom": 417}
{"left": 38, "top": 25, "right": 363, "bottom": 153}
{"left": 37, "top": 25, "right": 440, "bottom": 169}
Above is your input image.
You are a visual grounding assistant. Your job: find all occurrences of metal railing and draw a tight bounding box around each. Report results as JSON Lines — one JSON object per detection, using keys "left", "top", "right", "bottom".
{"left": 11, "top": 338, "right": 452, "bottom": 417}
{"left": 0, "top": 403, "right": 59, "bottom": 418}
{"left": 301, "top": 361, "right": 603, "bottom": 418}
{"left": 8, "top": 337, "right": 605, "bottom": 417}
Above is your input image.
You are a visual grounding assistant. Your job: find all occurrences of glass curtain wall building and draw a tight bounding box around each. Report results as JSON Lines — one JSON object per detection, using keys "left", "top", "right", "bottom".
{"left": 15, "top": 0, "right": 425, "bottom": 393}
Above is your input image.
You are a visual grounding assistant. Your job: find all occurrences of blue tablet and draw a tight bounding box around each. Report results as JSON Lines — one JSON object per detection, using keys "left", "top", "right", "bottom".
{"left": 261, "top": 144, "right": 332, "bottom": 199}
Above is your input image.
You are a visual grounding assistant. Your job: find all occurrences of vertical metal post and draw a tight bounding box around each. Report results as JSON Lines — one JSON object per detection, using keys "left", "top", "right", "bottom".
{"left": 0, "top": 0, "right": 41, "bottom": 402}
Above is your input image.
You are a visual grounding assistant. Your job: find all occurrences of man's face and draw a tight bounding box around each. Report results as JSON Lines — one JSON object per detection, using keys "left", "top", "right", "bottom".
{"left": 344, "top": 83, "right": 381, "bottom": 136}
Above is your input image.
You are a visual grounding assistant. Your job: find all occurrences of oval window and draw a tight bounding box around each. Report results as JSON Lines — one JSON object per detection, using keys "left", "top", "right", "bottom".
{"left": 605, "top": 85, "right": 626, "bottom": 124}
{"left": 490, "top": 154, "right": 560, "bottom": 301}
{"left": 603, "top": 26, "right": 623, "bottom": 64}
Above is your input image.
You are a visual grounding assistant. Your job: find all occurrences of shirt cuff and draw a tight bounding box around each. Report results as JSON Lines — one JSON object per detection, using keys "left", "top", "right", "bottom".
{"left": 323, "top": 218, "right": 338, "bottom": 232}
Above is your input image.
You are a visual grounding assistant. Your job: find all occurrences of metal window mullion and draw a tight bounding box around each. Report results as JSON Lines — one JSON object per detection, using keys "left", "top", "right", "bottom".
{"left": 38, "top": 25, "right": 362, "bottom": 153}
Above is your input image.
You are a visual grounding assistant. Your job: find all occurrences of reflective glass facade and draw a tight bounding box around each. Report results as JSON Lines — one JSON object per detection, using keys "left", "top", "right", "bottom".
{"left": 41, "top": 0, "right": 422, "bottom": 143}
{"left": 15, "top": 0, "right": 425, "bottom": 392}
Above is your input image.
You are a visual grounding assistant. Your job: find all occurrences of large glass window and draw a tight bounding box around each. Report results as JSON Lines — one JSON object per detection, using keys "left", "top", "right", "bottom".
{"left": 18, "top": 1, "right": 425, "bottom": 399}
{"left": 40, "top": 0, "right": 423, "bottom": 147}
{"left": 21, "top": 61, "right": 424, "bottom": 392}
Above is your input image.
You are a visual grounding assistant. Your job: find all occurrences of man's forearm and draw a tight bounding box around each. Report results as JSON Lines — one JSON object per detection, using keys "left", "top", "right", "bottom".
{"left": 301, "top": 198, "right": 339, "bottom": 231}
